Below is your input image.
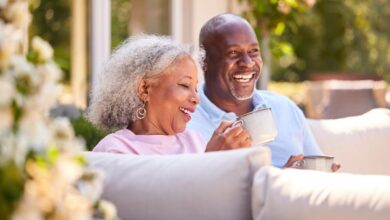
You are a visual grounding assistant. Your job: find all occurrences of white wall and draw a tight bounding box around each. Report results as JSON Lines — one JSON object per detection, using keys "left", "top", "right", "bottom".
{"left": 170, "top": 0, "right": 247, "bottom": 81}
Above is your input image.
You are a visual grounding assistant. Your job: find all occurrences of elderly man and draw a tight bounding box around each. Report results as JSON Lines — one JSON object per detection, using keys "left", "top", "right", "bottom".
{"left": 188, "top": 13, "right": 332, "bottom": 169}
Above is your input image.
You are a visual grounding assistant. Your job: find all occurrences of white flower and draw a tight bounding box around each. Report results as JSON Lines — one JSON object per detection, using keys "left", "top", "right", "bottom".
{"left": 3, "top": 1, "right": 31, "bottom": 29}
{"left": 98, "top": 200, "right": 119, "bottom": 220}
{"left": 0, "top": 22, "right": 23, "bottom": 68}
{"left": 0, "top": 133, "right": 29, "bottom": 167}
{"left": 77, "top": 169, "right": 104, "bottom": 202}
{"left": 36, "top": 61, "right": 62, "bottom": 83}
{"left": 62, "top": 193, "right": 91, "bottom": 220}
{"left": 0, "top": 0, "right": 8, "bottom": 8}
{"left": 0, "top": 132, "right": 15, "bottom": 163}
{"left": 32, "top": 36, "right": 54, "bottom": 62}
{"left": 0, "top": 74, "right": 15, "bottom": 106}
{"left": 29, "top": 83, "right": 63, "bottom": 113}
{"left": 11, "top": 55, "right": 35, "bottom": 74}
{"left": 0, "top": 107, "right": 13, "bottom": 132}
{"left": 55, "top": 157, "right": 84, "bottom": 184}
{"left": 10, "top": 56, "right": 42, "bottom": 96}
{"left": 50, "top": 117, "right": 75, "bottom": 142}
{"left": 1, "top": 1, "right": 116, "bottom": 218}
{"left": 18, "top": 111, "right": 50, "bottom": 151}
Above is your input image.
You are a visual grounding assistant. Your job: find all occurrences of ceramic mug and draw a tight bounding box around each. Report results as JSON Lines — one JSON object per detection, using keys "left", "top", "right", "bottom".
{"left": 233, "top": 108, "right": 277, "bottom": 147}
{"left": 302, "top": 155, "right": 334, "bottom": 172}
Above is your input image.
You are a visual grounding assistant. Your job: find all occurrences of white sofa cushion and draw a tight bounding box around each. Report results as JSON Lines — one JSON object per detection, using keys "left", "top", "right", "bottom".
{"left": 308, "top": 108, "right": 390, "bottom": 175}
{"left": 85, "top": 147, "right": 271, "bottom": 220}
{"left": 252, "top": 166, "right": 390, "bottom": 220}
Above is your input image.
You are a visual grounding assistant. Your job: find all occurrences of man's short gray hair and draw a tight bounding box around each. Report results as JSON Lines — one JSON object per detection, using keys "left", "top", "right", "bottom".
{"left": 87, "top": 34, "right": 195, "bottom": 130}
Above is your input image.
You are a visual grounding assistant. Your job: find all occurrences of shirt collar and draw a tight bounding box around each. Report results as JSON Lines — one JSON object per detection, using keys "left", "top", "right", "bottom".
{"left": 198, "top": 83, "right": 270, "bottom": 122}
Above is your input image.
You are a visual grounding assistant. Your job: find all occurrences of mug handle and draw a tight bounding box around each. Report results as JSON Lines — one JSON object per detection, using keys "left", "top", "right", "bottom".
{"left": 233, "top": 119, "right": 244, "bottom": 127}
{"left": 291, "top": 160, "right": 305, "bottom": 169}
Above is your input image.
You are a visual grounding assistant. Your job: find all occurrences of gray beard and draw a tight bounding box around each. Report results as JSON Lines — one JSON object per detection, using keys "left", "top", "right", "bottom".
{"left": 229, "top": 85, "right": 255, "bottom": 101}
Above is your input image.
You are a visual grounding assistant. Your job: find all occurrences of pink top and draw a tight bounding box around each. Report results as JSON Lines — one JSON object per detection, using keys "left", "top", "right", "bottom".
{"left": 92, "top": 129, "right": 207, "bottom": 155}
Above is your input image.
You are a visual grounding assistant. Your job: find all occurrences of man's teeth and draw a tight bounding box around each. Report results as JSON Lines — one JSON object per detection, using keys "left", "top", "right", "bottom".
{"left": 233, "top": 73, "right": 255, "bottom": 82}
{"left": 179, "top": 107, "right": 191, "bottom": 115}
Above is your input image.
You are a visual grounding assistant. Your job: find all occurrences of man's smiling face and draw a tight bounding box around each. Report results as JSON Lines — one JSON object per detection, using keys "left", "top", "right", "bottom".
{"left": 204, "top": 19, "right": 263, "bottom": 102}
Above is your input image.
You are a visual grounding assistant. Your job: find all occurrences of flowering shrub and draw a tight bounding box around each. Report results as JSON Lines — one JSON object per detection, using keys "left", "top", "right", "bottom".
{"left": 0, "top": 1, "right": 117, "bottom": 219}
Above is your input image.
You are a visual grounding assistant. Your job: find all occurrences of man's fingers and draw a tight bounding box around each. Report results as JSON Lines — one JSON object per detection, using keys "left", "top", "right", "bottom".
{"left": 331, "top": 163, "right": 341, "bottom": 172}
{"left": 284, "top": 154, "right": 304, "bottom": 168}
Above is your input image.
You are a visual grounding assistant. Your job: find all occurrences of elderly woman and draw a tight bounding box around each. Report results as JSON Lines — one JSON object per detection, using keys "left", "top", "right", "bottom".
{"left": 87, "top": 35, "right": 251, "bottom": 154}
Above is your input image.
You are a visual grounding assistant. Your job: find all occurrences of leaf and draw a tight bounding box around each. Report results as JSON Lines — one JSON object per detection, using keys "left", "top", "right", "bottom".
{"left": 273, "top": 22, "right": 286, "bottom": 36}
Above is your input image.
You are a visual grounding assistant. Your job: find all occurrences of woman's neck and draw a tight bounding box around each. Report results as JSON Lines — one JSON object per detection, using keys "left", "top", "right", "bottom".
{"left": 128, "top": 118, "right": 167, "bottom": 135}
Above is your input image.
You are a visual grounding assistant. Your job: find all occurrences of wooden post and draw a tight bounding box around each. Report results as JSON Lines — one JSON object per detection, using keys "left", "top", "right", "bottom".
{"left": 71, "top": 0, "right": 87, "bottom": 109}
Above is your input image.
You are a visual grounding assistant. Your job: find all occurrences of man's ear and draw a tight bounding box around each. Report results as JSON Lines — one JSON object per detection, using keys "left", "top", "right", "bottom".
{"left": 137, "top": 79, "right": 150, "bottom": 102}
{"left": 202, "top": 62, "right": 208, "bottom": 72}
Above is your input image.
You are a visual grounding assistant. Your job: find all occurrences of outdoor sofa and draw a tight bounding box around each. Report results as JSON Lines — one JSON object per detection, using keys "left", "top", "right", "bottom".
{"left": 86, "top": 108, "right": 390, "bottom": 220}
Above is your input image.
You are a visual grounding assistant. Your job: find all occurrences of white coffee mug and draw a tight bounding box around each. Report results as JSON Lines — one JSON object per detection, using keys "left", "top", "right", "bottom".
{"left": 234, "top": 108, "right": 277, "bottom": 146}
{"left": 303, "top": 155, "right": 334, "bottom": 172}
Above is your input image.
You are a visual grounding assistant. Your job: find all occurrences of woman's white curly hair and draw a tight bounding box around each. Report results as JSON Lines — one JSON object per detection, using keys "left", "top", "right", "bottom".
{"left": 87, "top": 34, "right": 199, "bottom": 130}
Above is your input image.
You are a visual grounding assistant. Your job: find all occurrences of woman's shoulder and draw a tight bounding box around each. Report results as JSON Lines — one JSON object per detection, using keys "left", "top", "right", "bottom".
{"left": 92, "top": 129, "right": 137, "bottom": 154}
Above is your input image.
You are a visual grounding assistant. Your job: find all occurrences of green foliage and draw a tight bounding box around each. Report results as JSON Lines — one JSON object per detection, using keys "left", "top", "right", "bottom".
{"left": 30, "top": 0, "right": 71, "bottom": 82}
{"left": 111, "top": 0, "right": 132, "bottom": 48}
{"left": 30, "top": 0, "right": 133, "bottom": 81}
{"left": 242, "top": 0, "right": 314, "bottom": 57}
{"left": 242, "top": 0, "right": 390, "bottom": 82}
{"left": 0, "top": 162, "right": 25, "bottom": 220}
{"left": 284, "top": 0, "right": 390, "bottom": 82}
{"left": 70, "top": 117, "right": 109, "bottom": 151}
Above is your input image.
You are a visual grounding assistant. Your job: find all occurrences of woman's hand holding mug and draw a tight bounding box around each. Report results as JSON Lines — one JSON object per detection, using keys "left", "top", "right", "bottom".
{"left": 206, "top": 120, "right": 252, "bottom": 152}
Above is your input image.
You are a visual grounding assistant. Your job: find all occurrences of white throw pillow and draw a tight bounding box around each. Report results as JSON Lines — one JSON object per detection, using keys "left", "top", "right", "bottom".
{"left": 308, "top": 108, "right": 390, "bottom": 175}
{"left": 85, "top": 147, "right": 271, "bottom": 220}
{"left": 252, "top": 166, "right": 390, "bottom": 220}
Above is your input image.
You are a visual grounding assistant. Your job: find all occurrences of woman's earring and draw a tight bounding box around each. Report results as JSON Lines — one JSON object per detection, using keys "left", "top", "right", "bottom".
{"left": 136, "top": 102, "right": 146, "bottom": 120}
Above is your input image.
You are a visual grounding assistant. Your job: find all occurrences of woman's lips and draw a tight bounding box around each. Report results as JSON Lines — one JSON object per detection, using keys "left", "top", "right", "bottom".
{"left": 179, "top": 107, "right": 194, "bottom": 122}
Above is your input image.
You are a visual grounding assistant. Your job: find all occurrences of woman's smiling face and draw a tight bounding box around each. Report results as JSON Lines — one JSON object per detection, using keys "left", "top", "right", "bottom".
{"left": 143, "top": 56, "right": 200, "bottom": 135}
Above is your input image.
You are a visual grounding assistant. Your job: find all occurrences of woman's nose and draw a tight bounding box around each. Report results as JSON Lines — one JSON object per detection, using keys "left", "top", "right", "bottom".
{"left": 191, "top": 92, "right": 200, "bottom": 105}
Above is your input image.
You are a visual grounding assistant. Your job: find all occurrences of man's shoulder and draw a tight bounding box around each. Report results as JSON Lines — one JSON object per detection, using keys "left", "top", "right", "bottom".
{"left": 255, "top": 89, "right": 294, "bottom": 104}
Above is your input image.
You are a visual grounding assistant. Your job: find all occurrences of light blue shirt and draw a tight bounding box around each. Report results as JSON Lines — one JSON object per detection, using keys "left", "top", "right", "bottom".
{"left": 187, "top": 84, "right": 323, "bottom": 168}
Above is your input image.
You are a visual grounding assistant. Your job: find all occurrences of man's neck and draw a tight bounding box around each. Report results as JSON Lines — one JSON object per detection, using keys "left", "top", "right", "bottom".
{"left": 204, "top": 87, "right": 254, "bottom": 116}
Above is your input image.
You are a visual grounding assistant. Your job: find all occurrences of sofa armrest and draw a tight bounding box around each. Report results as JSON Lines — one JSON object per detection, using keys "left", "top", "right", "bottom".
{"left": 252, "top": 166, "right": 390, "bottom": 220}
{"left": 308, "top": 108, "right": 390, "bottom": 175}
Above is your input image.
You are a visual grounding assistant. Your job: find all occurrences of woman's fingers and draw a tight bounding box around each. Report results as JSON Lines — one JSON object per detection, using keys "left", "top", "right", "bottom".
{"left": 207, "top": 120, "right": 253, "bottom": 151}
{"left": 214, "top": 120, "right": 233, "bottom": 135}
{"left": 222, "top": 124, "right": 252, "bottom": 148}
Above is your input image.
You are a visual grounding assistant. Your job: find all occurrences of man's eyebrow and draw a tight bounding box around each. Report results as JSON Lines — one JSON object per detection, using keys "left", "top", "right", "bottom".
{"left": 226, "top": 43, "right": 259, "bottom": 48}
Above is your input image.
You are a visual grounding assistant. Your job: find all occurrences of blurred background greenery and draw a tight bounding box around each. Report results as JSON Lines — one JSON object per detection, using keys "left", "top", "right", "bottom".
{"left": 29, "top": 0, "right": 390, "bottom": 148}
{"left": 30, "top": 0, "right": 390, "bottom": 84}
{"left": 30, "top": 0, "right": 130, "bottom": 83}
{"left": 243, "top": 0, "right": 390, "bottom": 82}
{"left": 30, "top": 0, "right": 129, "bottom": 149}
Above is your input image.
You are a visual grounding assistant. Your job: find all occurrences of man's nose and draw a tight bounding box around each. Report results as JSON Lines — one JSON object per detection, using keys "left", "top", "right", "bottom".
{"left": 238, "top": 53, "right": 255, "bottom": 67}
